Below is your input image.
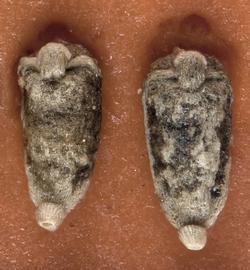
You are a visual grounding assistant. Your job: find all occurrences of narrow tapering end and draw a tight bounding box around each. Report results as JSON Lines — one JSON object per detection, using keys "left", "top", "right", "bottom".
{"left": 37, "top": 42, "right": 71, "bottom": 80}
{"left": 178, "top": 225, "right": 207, "bottom": 251}
{"left": 36, "top": 202, "right": 66, "bottom": 232}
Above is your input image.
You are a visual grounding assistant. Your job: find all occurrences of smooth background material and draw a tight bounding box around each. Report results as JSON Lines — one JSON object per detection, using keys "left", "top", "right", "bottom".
{"left": 0, "top": 0, "right": 249, "bottom": 269}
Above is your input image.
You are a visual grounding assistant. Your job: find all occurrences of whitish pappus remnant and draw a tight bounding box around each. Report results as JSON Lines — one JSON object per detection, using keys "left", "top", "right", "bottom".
{"left": 142, "top": 48, "right": 232, "bottom": 250}
{"left": 18, "top": 41, "right": 102, "bottom": 231}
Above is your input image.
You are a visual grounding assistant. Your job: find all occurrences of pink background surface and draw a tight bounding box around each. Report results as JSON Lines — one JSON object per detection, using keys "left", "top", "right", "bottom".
{"left": 0, "top": 0, "right": 250, "bottom": 269}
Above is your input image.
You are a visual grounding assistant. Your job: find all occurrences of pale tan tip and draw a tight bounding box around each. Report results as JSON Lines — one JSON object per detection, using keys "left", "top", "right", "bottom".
{"left": 178, "top": 225, "right": 207, "bottom": 251}
{"left": 36, "top": 202, "right": 66, "bottom": 232}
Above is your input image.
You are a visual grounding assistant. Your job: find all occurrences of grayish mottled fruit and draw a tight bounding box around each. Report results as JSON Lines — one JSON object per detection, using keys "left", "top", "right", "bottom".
{"left": 18, "top": 41, "right": 102, "bottom": 231}
{"left": 142, "top": 48, "right": 232, "bottom": 250}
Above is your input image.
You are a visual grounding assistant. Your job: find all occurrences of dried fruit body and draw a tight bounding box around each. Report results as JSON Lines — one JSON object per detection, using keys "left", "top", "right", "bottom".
{"left": 142, "top": 48, "right": 232, "bottom": 250}
{"left": 18, "top": 41, "right": 102, "bottom": 231}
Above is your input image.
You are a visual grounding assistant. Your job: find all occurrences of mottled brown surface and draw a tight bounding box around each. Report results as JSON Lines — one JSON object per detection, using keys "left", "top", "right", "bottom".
{"left": 0, "top": 0, "right": 249, "bottom": 269}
